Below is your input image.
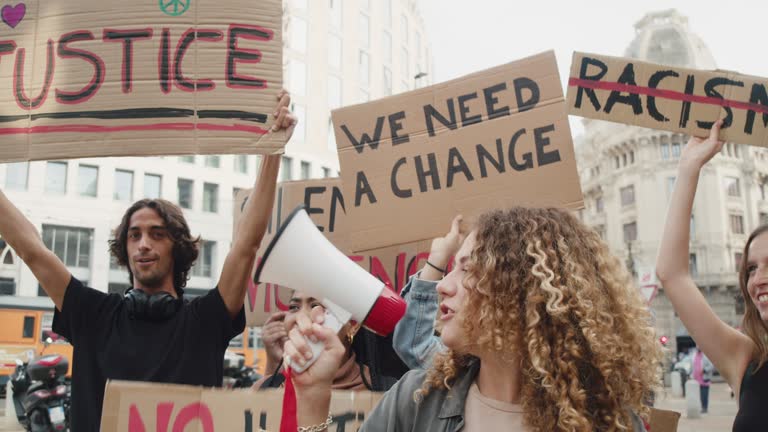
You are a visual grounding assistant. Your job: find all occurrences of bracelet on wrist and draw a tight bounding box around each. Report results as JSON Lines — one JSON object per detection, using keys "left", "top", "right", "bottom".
{"left": 426, "top": 260, "right": 446, "bottom": 274}
{"left": 298, "top": 413, "right": 333, "bottom": 432}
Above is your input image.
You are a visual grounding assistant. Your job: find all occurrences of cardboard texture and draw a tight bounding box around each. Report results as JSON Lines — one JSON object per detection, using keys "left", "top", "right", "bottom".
{"left": 567, "top": 52, "right": 768, "bottom": 147}
{"left": 234, "top": 180, "right": 432, "bottom": 327}
{"left": 0, "top": 0, "right": 285, "bottom": 163}
{"left": 649, "top": 407, "right": 680, "bottom": 432}
{"left": 332, "top": 51, "right": 584, "bottom": 252}
{"left": 100, "top": 380, "right": 382, "bottom": 431}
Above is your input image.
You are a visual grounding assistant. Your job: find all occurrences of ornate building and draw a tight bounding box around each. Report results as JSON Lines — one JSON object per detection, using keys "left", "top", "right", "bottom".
{"left": 576, "top": 9, "right": 768, "bottom": 366}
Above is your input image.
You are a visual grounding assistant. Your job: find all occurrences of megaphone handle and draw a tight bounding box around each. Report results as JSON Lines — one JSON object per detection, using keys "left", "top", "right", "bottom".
{"left": 287, "top": 309, "right": 344, "bottom": 374}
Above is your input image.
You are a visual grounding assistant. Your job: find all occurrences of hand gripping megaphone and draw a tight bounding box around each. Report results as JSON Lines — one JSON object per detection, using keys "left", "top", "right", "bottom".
{"left": 253, "top": 205, "right": 406, "bottom": 373}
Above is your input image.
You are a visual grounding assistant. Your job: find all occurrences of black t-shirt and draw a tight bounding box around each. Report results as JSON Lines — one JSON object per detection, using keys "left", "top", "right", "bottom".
{"left": 52, "top": 276, "right": 245, "bottom": 432}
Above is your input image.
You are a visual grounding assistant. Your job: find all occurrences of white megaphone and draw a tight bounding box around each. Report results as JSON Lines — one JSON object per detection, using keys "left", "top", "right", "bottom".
{"left": 254, "top": 205, "right": 406, "bottom": 373}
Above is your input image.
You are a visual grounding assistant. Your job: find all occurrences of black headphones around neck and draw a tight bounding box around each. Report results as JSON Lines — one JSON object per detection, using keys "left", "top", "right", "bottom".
{"left": 124, "top": 288, "right": 183, "bottom": 322}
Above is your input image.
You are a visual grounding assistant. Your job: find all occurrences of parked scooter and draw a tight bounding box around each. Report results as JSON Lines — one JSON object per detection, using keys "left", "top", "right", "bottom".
{"left": 10, "top": 341, "right": 70, "bottom": 432}
{"left": 223, "top": 352, "right": 261, "bottom": 389}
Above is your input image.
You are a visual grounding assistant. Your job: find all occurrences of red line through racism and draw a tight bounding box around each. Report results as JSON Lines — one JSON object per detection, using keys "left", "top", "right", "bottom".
{"left": 568, "top": 78, "right": 768, "bottom": 115}
{"left": 0, "top": 122, "right": 269, "bottom": 135}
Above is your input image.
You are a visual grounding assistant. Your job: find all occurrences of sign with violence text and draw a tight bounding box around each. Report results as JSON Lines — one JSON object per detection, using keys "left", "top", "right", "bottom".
{"left": 100, "top": 380, "right": 382, "bottom": 431}
{"left": 332, "top": 51, "right": 584, "bottom": 252}
{"left": 567, "top": 52, "right": 768, "bottom": 147}
{"left": 234, "top": 180, "right": 432, "bottom": 327}
{"left": 0, "top": 0, "right": 285, "bottom": 162}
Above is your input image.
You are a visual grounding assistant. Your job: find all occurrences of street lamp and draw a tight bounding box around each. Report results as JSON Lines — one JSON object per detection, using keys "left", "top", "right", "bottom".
{"left": 626, "top": 241, "right": 637, "bottom": 278}
{"left": 414, "top": 71, "right": 428, "bottom": 88}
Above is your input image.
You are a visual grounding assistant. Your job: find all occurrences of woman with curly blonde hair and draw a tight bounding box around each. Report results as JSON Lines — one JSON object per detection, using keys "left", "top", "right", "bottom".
{"left": 284, "top": 207, "right": 661, "bottom": 432}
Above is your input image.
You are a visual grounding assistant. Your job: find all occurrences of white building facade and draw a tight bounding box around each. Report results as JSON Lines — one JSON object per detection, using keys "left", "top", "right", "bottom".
{"left": 0, "top": 0, "right": 432, "bottom": 298}
{"left": 576, "top": 10, "right": 768, "bottom": 363}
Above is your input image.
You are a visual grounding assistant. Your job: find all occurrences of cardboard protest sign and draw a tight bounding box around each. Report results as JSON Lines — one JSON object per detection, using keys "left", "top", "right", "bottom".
{"left": 234, "top": 180, "right": 432, "bottom": 327}
{"left": 567, "top": 52, "right": 768, "bottom": 147}
{"left": 332, "top": 51, "right": 583, "bottom": 252}
{"left": 0, "top": 0, "right": 285, "bottom": 162}
{"left": 100, "top": 380, "right": 382, "bottom": 431}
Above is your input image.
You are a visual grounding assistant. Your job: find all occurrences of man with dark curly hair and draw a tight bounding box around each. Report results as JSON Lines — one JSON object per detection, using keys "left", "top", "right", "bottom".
{"left": 0, "top": 91, "right": 296, "bottom": 431}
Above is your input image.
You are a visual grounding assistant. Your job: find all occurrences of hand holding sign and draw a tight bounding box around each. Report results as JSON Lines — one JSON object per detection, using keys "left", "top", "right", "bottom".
{"left": 680, "top": 119, "right": 725, "bottom": 169}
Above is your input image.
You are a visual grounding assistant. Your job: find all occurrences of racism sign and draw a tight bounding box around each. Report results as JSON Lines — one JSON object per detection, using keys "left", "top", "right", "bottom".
{"left": 567, "top": 52, "right": 768, "bottom": 147}
{"left": 0, "top": 0, "right": 285, "bottom": 162}
{"left": 331, "top": 51, "right": 584, "bottom": 252}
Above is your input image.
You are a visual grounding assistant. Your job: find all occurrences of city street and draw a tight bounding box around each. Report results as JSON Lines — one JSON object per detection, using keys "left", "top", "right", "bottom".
{"left": 0, "top": 383, "right": 739, "bottom": 431}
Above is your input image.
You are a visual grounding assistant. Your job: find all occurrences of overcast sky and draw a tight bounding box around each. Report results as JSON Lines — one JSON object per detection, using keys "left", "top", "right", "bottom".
{"left": 419, "top": 0, "right": 767, "bottom": 136}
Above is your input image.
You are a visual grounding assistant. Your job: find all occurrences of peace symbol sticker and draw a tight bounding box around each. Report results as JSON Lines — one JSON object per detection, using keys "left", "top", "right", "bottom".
{"left": 159, "top": 0, "right": 190, "bottom": 17}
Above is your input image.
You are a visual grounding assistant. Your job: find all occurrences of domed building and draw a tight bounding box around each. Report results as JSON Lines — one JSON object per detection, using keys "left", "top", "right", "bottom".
{"left": 576, "top": 9, "right": 768, "bottom": 367}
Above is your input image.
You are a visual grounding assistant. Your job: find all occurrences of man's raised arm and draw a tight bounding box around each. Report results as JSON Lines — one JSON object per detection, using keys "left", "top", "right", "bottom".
{"left": 0, "top": 188, "right": 70, "bottom": 310}
{"left": 218, "top": 90, "right": 296, "bottom": 317}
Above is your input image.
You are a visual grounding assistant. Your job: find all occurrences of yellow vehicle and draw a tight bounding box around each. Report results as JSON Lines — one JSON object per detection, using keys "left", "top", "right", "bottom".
{"left": 226, "top": 327, "right": 268, "bottom": 376}
{"left": 0, "top": 296, "right": 74, "bottom": 390}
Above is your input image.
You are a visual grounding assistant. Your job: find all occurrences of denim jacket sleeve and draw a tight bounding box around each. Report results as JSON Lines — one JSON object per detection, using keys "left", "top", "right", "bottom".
{"left": 393, "top": 272, "right": 445, "bottom": 369}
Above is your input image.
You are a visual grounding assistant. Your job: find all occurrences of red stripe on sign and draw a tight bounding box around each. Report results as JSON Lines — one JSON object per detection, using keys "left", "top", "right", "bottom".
{"left": 0, "top": 122, "right": 269, "bottom": 135}
{"left": 568, "top": 78, "right": 768, "bottom": 115}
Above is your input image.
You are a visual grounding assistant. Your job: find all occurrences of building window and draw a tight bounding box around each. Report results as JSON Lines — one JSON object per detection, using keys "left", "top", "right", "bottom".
{"left": 735, "top": 252, "right": 744, "bottom": 271}
{"left": 234, "top": 155, "right": 249, "bottom": 174}
{"left": 661, "top": 143, "right": 670, "bottom": 160}
{"left": 382, "top": 31, "right": 392, "bottom": 64}
{"left": 724, "top": 177, "right": 741, "bottom": 197}
{"left": 689, "top": 253, "right": 698, "bottom": 276}
{"left": 45, "top": 161, "right": 68, "bottom": 194}
{"left": 400, "top": 14, "right": 409, "bottom": 42}
{"left": 203, "top": 183, "right": 219, "bottom": 213}
{"left": 322, "top": 167, "right": 332, "bottom": 178}
{"left": 281, "top": 156, "right": 293, "bottom": 182}
{"left": 595, "top": 196, "right": 604, "bottom": 213}
{"left": 177, "top": 178, "right": 194, "bottom": 209}
{"left": 629, "top": 150, "right": 635, "bottom": 164}
{"left": 289, "top": 60, "right": 307, "bottom": 96}
{"left": 736, "top": 294, "right": 746, "bottom": 315}
{"left": 671, "top": 142, "right": 681, "bottom": 158}
{"left": 301, "top": 161, "right": 311, "bottom": 180}
{"left": 666, "top": 177, "right": 676, "bottom": 198}
{"left": 690, "top": 214, "right": 696, "bottom": 238}
{"left": 358, "top": 51, "right": 370, "bottom": 85}
{"left": 108, "top": 283, "right": 130, "bottom": 295}
{"left": 179, "top": 155, "right": 195, "bottom": 164}
{"left": 622, "top": 153, "right": 627, "bottom": 167}
{"left": 383, "top": 66, "right": 392, "bottom": 96}
{"left": 0, "top": 277, "right": 15, "bottom": 295}
{"left": 0, "top": 237, "right": 14, "bottom": 265}
{"left": 293, "top": 104, "right": 307, "bottom": 142}
{"left": 290, "top": 16, "right": 307, "bottom": 53}
{"left": 760, "top": 212, "right": 768, "bottom": 226}
{"left": 192, "top": 240, "right": 216, "bottom": 277}
{"left": 42, "top": 225, "right": 93, "bottom": 268}
{"left": 595, "top": 224, "right": 606, "bottom": 240}
{"left": 204, "top": 155, "right": 220, "bottom": 168}
{"left": 78, "top": 165, "right": 98, "bottom": 197}
{"left": 401, "top": 47, "right": 409, "bottom": 78}
{"left": 620, "top": 185, "right": 635, "bottom": 207}
{"left": 5, "top": 162, "right": 28, "bottom": 190}
{"left": 328, "top": 117, "right": 337, "bottom": 151}
{"left": 143, "top": 175, "right": 163, "bottom": 202}
{"left": 114, "top": 169, "right": 133, "bottom": 201}
{"left": 614, "top": 156, "right": 620, "bottom": 169}
{"left": 383, "top": 0, "right": 392, "bottom": 27}
{"left": 328, "top": 33, "right": 342, "bottom": 69}
{"left": 730, "top": 214, "right": 745, "bottom": 235}
{"left": 328, "top": 75, "right": 342, "bottom": 109}
{"left": 329, "top": 0, "right": 343, "bottom": 29}
{"left": 359, "top": 13, "right": 370, "bottom": 49}
{"left": 623, "top": 222, "right": 637, "bottom": 243}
